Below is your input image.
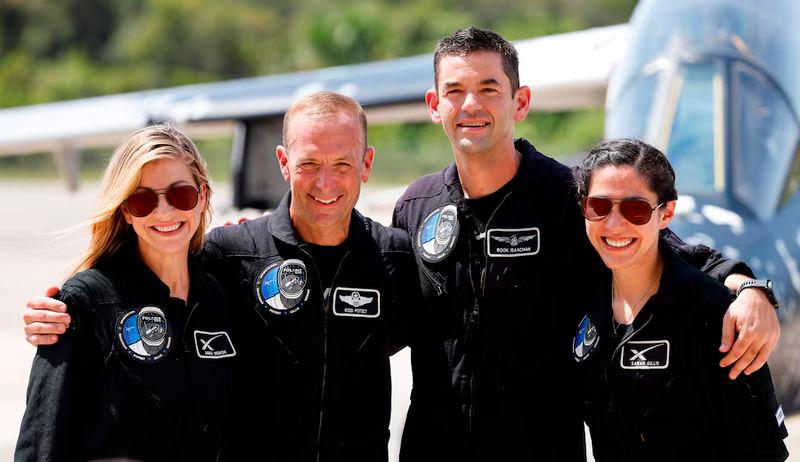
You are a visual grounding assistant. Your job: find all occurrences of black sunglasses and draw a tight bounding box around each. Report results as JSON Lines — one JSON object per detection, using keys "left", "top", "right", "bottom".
{"left": 125, "top": 185, "right": 200, "bottom": 217}
{"left": 581, "top": 197, "right": 663, "bottom": 225}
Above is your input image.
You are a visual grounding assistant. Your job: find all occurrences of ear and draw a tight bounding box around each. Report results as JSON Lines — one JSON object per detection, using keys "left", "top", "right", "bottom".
{"left": 197, "top": 183, "right": 208, "bottom": 211}
{"left": 513, "top": 85, "right": 532, "bottom": 122}
{"left": 658, "top": 200, "right": 676, "bottom": 230}
{"left": 360, "top": 146, "right": 375, "bottom": 183}
{"left": 276, "top": 145, "right": 291, "bottom": 182}
{"left": 121, "top": 204, "right": 133, "bottom": 225}
{"left": 425, "top": 89, "right": 442, "bottom": 124}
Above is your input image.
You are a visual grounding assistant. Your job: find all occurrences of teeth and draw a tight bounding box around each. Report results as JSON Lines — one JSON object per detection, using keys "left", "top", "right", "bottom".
{"left": 154, "top": 223, "right": 181, "bottom": 233}
{"left": 605, "top": 237, "right": 633, "bottom": 248}
{"left": 460, "top": 123, "right": 487, "bottom": 127}
{"left": 314, "top": 196, "right": 338, "bottom": 205}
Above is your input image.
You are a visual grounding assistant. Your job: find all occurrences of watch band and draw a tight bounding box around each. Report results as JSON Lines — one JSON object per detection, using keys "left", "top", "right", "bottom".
{"left": 736, "top": 279, "right": 779, "bottom": 309}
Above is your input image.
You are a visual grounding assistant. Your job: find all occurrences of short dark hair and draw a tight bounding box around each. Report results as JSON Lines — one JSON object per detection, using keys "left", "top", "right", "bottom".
{"left": 578, "top": 139, "right": 678, "bottom": 204}
{"left": 433, "top": 27, "right": 520, "bottom": 94}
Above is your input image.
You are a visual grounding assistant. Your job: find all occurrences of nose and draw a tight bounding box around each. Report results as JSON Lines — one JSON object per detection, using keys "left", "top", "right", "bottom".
{"left": 604, "top": 204, "right": 627, "bottom": 229}
{"left": 315, "top": 165, "right": 335, "bottom": 191}
{"left": 462, "top": 91, "right": 482, "bottom": 112}
{"left": 152, "top": 193, "right": 173, "bottom": 216}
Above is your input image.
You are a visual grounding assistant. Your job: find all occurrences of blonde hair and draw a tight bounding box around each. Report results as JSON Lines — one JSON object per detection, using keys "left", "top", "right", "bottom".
{"left": 72, "top": 124, "right": 213, "bottom": 274}
{"left": 282, "top": 91, "right": 368, "bottom": 152}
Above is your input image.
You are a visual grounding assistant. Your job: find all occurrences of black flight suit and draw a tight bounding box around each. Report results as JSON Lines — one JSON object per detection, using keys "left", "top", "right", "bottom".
{"left": 392, "top": 139, "right": 754, "bottom": 461}
{"left": 576, "top": 239, "right": 789, "bottom": 461}
{"left": 201, "top": 193, "right": 419, "bottom": 462}
{"left": 15, "top": 240, "right": 235, "bottom": 462}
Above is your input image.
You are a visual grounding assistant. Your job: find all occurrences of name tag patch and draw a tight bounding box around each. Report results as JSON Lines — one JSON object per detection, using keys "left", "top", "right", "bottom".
{"left": 333, "top": 287, "right": 380, "bottom": 318}
{"left": 487, "top": 227, "right": 540, "bottom": 257}
{"left": 621, "top": 340, "right": 670, "bottom": 369}
{"left": 194, "top": 330, "right": 236, "bottom": 359}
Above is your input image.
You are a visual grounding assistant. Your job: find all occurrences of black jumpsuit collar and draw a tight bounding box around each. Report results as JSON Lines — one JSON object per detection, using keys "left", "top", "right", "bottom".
{"left": 267, "top": 191, "right": 373, "bottom": 248}
{"left": 441, "top": 138, "right": 554, "bottom": 208}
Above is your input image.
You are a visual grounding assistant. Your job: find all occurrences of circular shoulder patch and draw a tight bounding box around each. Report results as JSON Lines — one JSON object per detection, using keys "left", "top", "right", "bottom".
{"left": 116, "top": 306, "right": 172, "bottom": 363}
{"left": 573, "top": 314, "right": 599, "bottom": 362}
{"left": 254, "top": 259, "right": 310, "bottom": 316}
{"left": 415, "top": 204, "right": 460, "bottom": 263}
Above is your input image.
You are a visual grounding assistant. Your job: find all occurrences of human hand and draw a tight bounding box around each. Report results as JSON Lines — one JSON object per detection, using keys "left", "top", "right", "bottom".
{"left": 719, "top": 286, "right": 779, "bottom": 379}
{"left": 23, "top": 287, "right": 71, "bottom": 346}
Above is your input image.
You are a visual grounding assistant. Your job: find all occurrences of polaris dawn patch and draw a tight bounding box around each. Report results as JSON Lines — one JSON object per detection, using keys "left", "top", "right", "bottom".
{"left": 487, "top": 227, "right": 540, "bottom": 257}
{"left": 116, "top": 306, "right": 172, "bottom": 363}
{"left": 620, "top": 340, "right": 670, "bottom": 369}
{"left": 416, "top": 204, "right": 459, "bottom": 263}
{"left": 333, "top": 287, "right": 380, "bottom": 318}
{"left": 194, "top": 330, "right": 236, "bottom": 359}
{"left": 573, "top": 314, "right": 599, "bottom": 362}
{"left": 255, "top": 259, "right": 310, "bottom": 316}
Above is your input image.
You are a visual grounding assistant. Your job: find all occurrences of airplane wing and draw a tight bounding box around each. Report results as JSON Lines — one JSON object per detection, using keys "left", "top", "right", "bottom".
{"left": 0, "top": 24, "right": 629, "bottom": 158}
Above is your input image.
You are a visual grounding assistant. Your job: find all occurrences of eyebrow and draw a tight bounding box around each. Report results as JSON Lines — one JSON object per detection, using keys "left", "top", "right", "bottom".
{"left": 136, "top": 180, "right": 191, "bottom": 191}
{"left": 442, "top": 78, "right": 501, "bottom": 89}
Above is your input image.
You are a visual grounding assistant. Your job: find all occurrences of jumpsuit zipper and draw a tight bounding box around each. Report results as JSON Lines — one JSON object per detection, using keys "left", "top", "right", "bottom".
{"left": 301, "top": 247, "right": 351, "bottom": 462}
{"left": 604, "top": 312, "right": 654, "bottom": 444}
{"left": 466, "top": 191, "right": 513, "bottom": 432}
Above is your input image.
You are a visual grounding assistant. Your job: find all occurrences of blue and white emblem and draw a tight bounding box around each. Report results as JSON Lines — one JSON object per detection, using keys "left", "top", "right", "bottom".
{"left": 573, "top": 314, "right": 599, "bottom": 362}
{"left": 255, "top": 259, "right": 310, "bottom": 316}
{"left": 415, "top": 204, "right": 459, "bottom": 263}
{"left": 116, "top": 306, "right": 172, "bottom": 363}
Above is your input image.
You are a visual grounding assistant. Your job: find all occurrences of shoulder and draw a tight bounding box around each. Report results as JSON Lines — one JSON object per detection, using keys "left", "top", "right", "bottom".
{"left": 664, "top": 243, "right": 733, "bottom": 319}
{"left": 394, "top": 168, "right": 449, "bottom": 214}
{"left": 204, "top": 215, "right": 272, "bottom": 257}
{"left": 61, "top": 268, "right": 121, "bottom": 306}
{"left": 366, "top": 217, "right": 412, "bottom": 254}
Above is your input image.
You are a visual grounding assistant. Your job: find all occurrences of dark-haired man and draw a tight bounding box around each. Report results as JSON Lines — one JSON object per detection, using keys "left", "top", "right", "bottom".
{"left": 392, "top": 27, "right": 780, "bottom": 460}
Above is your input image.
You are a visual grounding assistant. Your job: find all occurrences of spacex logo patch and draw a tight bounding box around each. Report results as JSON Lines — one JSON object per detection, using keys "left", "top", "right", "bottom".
{"left": 487, "top": 227, "right": 540, "bottom": 257}
{"left": 621, "top": 340, "right": 670, "bottom": 369}
{"left": 194, "top": 330, "right": 236, "bottom": 359}
{"left": 333, "top": 287, "right": 380, "bottom": 318}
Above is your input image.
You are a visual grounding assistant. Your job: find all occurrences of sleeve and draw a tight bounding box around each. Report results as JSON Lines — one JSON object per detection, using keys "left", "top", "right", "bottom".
{"left": 661, "top": 227, "right": 755, "bottom": 282}
{"left": 387, "top": 250, "right": 425, "bottom": 356}
{"left": 700, "top": 290, "right": 789, "bottom": 461}
{"left": 14, "top": 287, "right": 88, "bottom": 462}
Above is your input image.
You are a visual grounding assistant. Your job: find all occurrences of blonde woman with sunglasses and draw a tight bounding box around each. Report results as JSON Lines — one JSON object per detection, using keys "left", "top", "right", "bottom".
{"left": 572, "top": 138, "right": 788, "bottom": 461}
{"left": 16, "top": 125, "right": 235, "bottom": 461}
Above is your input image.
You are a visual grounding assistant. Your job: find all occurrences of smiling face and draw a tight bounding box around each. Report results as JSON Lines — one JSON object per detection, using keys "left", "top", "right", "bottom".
{"left": 122, "top": 158, "right": 206, "bottom": 261}
{"left": 585, "top": 165, "right": 675, "bottom": 274}
{"left": 277, "top": 111, "right": 374, "bottom": 245}
{"left": 426, "top": 51, "right": 530, "bottom": 159}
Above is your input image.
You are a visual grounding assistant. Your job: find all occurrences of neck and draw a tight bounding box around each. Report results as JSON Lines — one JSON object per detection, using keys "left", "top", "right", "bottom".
{"left": 611, "top": 251, "right": 663, "bottom": 324}
{"left": 137, "top": 243, "right": 190, "bottom": 301}
{"left": 291, "top": 213, "right": 350, "bottom": 246}
{"left": 455, "top": 144, "right": 521, "bottom": 199}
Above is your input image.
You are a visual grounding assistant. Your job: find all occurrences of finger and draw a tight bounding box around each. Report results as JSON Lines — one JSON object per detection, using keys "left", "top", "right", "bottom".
{"left": 728, "top": 345, "right": 759, "bottom": 380}
{"left": 743, "top": 346, "right": 770, "bottom": 376}
{"left": 237, "top": 216, "right": 248, "bottom": 224}
{"left": 26, "top": 334, "right": 59, "bottom": 346}
{"left": 23, "top": 309, "right": 71, "bottom": 326}
{"left": 26, "top": 296, "right": 67, "bottom": 312}
{"left": 44, "top": 286, "right": 61, "bottom": 298}
{"left": 718, "top": 310, "right": 735, "bottom": 353}
{"left": 24, "top": 322, "right": 67, "bottom": 336}
{"left": 223, "top": 220, "right": 234, "bottom": 227}
{"left": 719, "top": 332, "right": 753, "bottom": 368}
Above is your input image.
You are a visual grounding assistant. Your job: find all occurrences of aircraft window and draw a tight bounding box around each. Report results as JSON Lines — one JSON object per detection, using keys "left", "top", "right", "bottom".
{"left": 731, "top": 62, "right": 799, "bottom": 219}
{"left": 604, "top": 72, "right": 658, "bottom": 140}
{"left": 664, "top": 63, "right": 723, "bottom": 195}
{"left": 781, "top": 143, "right": 800, "bottom": 207}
